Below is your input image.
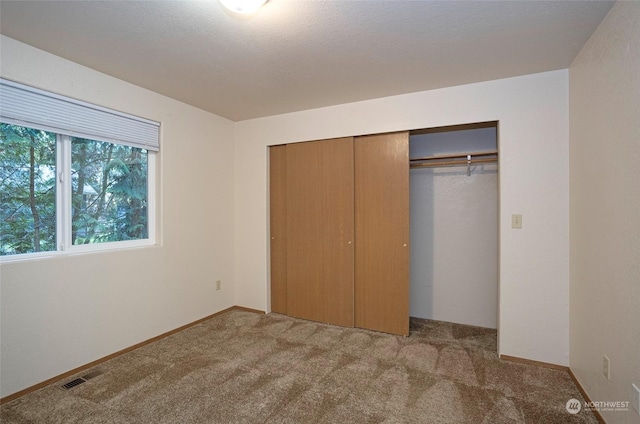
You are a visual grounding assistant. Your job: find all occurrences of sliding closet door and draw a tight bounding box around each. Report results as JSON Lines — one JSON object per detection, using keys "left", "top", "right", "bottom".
{"left": 355, "top": 132, "right": 410, "bottom": 336}
{"left": 286, "top": 138, "right": 354, "bottom": 326}
{"left": 269, "top": 145, "right": 287, "bottom": 314}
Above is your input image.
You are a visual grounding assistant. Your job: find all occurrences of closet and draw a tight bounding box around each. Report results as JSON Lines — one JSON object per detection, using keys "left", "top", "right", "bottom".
{"left": 269, "top": 133, "right": 409, "bottom": 336}
{"left": 409, "top": 123, "right": 499, "bottom": 329}
{"left": 270, "top": 123, "right": 498, "bottom": 335}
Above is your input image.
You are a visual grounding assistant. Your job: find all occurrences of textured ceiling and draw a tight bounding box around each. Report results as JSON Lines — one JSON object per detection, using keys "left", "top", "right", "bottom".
{"left": 0, "top": 0, "right": 614, "bottom": 121}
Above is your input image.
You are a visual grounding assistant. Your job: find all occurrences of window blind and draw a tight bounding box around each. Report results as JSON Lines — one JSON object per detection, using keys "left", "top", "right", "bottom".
{"left": 0, "top": 78, "right": 160, "bottom": 151}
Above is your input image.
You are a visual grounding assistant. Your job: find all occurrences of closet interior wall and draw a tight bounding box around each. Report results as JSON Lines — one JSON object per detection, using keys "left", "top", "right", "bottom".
{"left": 409, "top": 126, "right": 499, "bottom": 329}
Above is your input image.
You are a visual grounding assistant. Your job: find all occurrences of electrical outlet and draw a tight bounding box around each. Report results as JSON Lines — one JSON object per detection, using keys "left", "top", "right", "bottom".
{"left": 216, "top": 280, "right": 221, "bottom": 291}
{"left": 632, "top": 383, "right": 640, "bottom": 415}
{"left": 603, "top": 355, "right": 610, "bottom": 380}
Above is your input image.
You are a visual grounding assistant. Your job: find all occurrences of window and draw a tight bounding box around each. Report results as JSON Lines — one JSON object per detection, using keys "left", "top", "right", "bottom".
{"left": 0, "top": 79, "right": 159, "bottom": 259}
{"left": 0, "top": 125, "right": 57, "bottom": 254}
{"left": 71, "top": 137, "right": 149, "bottom": 245}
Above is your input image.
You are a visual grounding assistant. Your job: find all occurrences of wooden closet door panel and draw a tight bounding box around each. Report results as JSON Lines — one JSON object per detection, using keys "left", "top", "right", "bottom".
{"left": 322, "top": 137, "right": 355, "bottom": 327}
{"left": 355, "top": 132, "right": 410, "bottom": 336}
{"left": 286, "top": 141, "right": 325, "bottom": 322}
{"left": 269, "top": 145, "right": 287, "bottom": 314}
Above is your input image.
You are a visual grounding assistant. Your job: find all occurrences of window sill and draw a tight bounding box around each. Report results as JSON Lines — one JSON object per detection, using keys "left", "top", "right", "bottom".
{"left": 0, "top": 241, "right": 157, "bottom": 264}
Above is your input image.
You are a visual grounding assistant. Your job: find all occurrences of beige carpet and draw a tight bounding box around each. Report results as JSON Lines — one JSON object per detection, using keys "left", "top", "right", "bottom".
{"left": 1, "top": 310, "right": 598, "bottom": 423}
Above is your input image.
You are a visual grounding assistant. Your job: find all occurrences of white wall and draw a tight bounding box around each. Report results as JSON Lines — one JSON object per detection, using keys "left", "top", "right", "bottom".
{"left": 0, "top": 36, "right": 236, "bottom": 398}
{"left": 569, "top": 2, "right": 640, "bottom": 423}
{"left": 234, "top": 69, "right": 570, "bottom": 365}
{"left": 409, "top": 128, "right": 498, "bottom": 328}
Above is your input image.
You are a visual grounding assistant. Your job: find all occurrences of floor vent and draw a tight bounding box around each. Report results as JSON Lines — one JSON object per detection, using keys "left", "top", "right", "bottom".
{"left": 62, "top": 369, "right": 104, "bottom": 389}
{"left": 62, "top": 378, "right": 86, "bottom": 390}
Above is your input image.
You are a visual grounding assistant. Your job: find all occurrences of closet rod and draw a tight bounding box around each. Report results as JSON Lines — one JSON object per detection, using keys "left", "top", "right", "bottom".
{"left": 410, "top": 157, "right": 497, "bottom": 169}
{"left": 410, "top": 150, "right": 498, "bottom": 163}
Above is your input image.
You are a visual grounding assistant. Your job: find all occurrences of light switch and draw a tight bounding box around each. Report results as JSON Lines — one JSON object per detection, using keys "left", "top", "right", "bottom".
{"left": 512, "top": 214, "right": 522, "bottom": 229}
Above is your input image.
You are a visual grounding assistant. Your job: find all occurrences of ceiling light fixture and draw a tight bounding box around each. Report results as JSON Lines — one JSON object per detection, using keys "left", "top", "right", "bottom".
{"left": 218, "top": 0, "right": 268, "bottom": 14}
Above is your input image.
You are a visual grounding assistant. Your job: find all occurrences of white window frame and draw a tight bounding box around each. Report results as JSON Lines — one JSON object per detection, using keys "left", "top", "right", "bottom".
{"left": 59, "top": 134, "right": 156, "bottom": 255}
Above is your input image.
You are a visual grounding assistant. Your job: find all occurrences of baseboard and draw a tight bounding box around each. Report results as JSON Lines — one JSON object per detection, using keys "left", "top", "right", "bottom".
{"left": 233, "top": 305, "right": 266, "bottom": 314}
{"left": 568, "top": 368, "right": 607, "bottom": 424}
{"left": 0, "top": 305, "right": 264, "bottom": 405}
{"left": 499, "top": 354, "right": 569, "bottom": 371}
